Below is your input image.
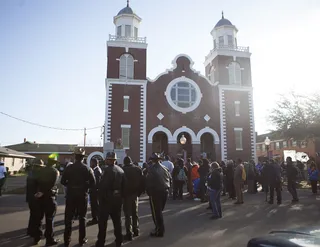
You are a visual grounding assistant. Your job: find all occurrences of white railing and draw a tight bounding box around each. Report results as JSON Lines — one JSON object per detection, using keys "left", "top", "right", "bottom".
{"left": 205, "top": 45, "right": 250, "bottom": 60}
{"left": 109, "top": 35, "right": 147, "bottom": 43}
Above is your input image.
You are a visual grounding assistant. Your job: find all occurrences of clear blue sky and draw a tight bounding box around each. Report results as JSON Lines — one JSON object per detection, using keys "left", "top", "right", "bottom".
{"left": 1, "top": 0, "right": 319, "bottom": 146}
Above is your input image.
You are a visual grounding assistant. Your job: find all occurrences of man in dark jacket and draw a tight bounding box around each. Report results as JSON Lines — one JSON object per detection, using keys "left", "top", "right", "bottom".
{"left": 26, "top": 158, "right": 44, "bottom": 238}
{"left": 207, "top": 162, "right": 223, "bottom": 219}
{"left": 33, "top": 154, "right": 60, "bottom": 246}
{"left": 122, "top": 156, "right": 144, "bottom": 241}
{"left": 88, "top": 158, "right": 102, "bottom": 226}
{"left": 96, "top": 152, "right": 126, "bottom": 247}
{"left": 267, "top": 160, "right": 282, "bottom": 204}
{"left": 145, "top": 153, "right": 171, "bottom": 237}
{"left": 198, "top": 159, "right": 210, "bottom": 202}
{"left": 61, "top": 148, "right": 96, "bottom": 247}
{"left": 286, "top": 157, "right": 299, "bottom": 203}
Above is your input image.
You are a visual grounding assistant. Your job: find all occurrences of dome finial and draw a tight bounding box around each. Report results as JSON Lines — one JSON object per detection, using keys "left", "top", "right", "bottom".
{"left": 222, "top": 11, "right": 224, "bottom": 19}
{"left": 127, "top": 0, "right": 129, "bottom": 7}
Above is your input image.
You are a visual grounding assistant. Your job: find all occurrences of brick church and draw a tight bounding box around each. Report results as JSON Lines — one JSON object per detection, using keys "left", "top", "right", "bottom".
{"left": 104, "top": 2, "right": 256, "bottom": 164}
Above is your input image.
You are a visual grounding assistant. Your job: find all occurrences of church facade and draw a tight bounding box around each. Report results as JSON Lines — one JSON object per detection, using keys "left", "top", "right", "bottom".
{"left": 104, "top": 3, "right": 256, "bottom": 163}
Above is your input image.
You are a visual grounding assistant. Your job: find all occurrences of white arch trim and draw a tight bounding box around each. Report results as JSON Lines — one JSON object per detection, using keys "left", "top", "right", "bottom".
{"left": 147, "top": 54, "right": 214, "bottom": 86}
{"left": 87, "top": 151, "right": 104, "bottom": 167}
{"left": 196, "top": 127, "right": 220, "bottom": 145}
{"left": 172, "top": 126, "right": 198, "bottom": 144}
{"left": 147, "top": 125, "right": 174, "bottom": 144}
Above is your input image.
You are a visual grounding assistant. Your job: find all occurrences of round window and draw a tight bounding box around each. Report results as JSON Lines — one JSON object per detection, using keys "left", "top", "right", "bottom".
{"left": 165, "top": 76, "right": 202, "bottom": 113}
{"left": 170, "top": 82, "right": 197, "bottom": 108}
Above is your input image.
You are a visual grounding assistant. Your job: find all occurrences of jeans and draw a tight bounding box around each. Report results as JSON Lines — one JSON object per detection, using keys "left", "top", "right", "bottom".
{"left": 287, "top": 181, "right": 298, "bottom": 201}
{"left": 209, "top": 189, "right": 222, "bottom": 217}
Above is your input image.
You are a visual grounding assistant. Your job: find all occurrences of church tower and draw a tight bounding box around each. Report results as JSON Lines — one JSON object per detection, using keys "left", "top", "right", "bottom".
{"left": 204, "top": 12, "right": 256, "bottom": 161}
{"left": 104, "top": 1, "right": 148, "bottom": 163}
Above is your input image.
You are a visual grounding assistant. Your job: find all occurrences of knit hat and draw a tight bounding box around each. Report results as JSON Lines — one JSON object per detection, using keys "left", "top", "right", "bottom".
{"left": 123, "top": 156, "right": 132, "bottom": 165}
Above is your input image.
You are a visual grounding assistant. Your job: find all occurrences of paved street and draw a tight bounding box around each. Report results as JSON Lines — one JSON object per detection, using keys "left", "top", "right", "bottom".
{"left": 0, "top": 189, "right": 320, "bottom": 247}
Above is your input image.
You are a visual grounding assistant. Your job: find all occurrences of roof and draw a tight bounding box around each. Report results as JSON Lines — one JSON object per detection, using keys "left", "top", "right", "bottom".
{"left": 5, "top": 142, "right": 78, "bottom": 154}
{"left": 117, "top": 6, "right": 134, "bottom": 15}
{"left": 214, "top": 12, "right": 233, "bottom": 28}
{"left": 0, "top": 147, "right": 35, "bottom": 159}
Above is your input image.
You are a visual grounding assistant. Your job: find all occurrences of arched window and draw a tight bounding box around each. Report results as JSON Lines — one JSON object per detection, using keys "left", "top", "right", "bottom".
{"left": 228, "top": 62, "right": 241, "bottom": 85}
{"left": 209, "top": 66, "right": 215, "bottom": 83}
{"left": 119, "top": 54, "right": 134, "bottom": 79}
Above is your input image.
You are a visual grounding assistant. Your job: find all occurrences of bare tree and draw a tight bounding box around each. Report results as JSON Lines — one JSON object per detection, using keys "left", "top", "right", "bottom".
{"left": 268, "top": 91, "right": 320, "bottom": 139}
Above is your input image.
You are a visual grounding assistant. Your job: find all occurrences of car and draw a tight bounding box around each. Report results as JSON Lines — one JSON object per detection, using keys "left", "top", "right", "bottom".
{"left": 247, "top": 227, "right": 320, "bottom": 247}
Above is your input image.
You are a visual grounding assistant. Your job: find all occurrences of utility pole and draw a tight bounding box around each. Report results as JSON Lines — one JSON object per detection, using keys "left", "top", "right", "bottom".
{"left": 84, "top": 128, "right": 87, "bottom": 147}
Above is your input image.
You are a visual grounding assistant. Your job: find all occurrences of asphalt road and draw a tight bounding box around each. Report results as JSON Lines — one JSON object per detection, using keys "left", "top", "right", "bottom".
{"left": 0, "top": 189, "right": 320, "bottom": 247}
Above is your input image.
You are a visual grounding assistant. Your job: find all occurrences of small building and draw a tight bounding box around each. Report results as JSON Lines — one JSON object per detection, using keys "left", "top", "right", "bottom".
{"left": 5, "top": 141, "right": 104, "bottom": 166}
{"left": 0, "top": 147, "right": 35, "bottom": 172}
{"left": 256, "top": 133, "right": 320, "bottom": 162}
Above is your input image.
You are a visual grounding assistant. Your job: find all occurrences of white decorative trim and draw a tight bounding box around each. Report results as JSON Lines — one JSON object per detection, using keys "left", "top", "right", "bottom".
{"left": 172, "top": 126, "right": 198, "bottom": 144}
{"left": 104, "top": 82, "right": 112, "bottom": 143}
{"left": 219, "top": 87, "right": 227, "bottom": 161}
{"left": 204, "top": 49, "right": 251, "bottom": 67}
{"left": 164, "top": 76, "right": 202, "bottom": 114}
{"left": 123, "top": 95, "right": 130, "bottom": 99}
{"left": 218, "top": 85, "right": 253, "bottom": 92}
{"left": 147, "top": 54, "right": 215, "bottom": 86}
{"left": 107, "top": 78, "right": 148, "bottom": 85}
{"left": 248, "top": 91, "right": 257, "bottom": 162}
{"left": 234, "top": 127, "right": 243, "bottom": 131}
{"left": 140, "top": 84, "right": 147, "bottom": 162}
{"left": 87, "top": 151, "right": 104, "bottom": 166}
{"left": 196, "top": 127, "right": 220, "bottom": 144}
{"left": 148, "top": 125, "right": 174, "bottom": 144}
{"left": 121, "top": 124, "right": 131, "bottom": 128}
{"left": 107, "top": 41, "right": 148, "bottom": 50}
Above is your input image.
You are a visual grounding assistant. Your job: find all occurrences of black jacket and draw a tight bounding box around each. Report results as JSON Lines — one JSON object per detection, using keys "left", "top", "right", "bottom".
{"left": 122, "top": 163, "right": 144, "bottom": 196}
{"left": 145, "top": 162, "right": 171, "bottom": 195}
{"left": 91, "top": 166, "right": 102, "bottom": 192}
{"left": 61, "top": 161, "right": 96, "bottom": 197}
{"left": 26, "top": 166, "right": 42, "bottom": 202}
{"left": 286, "top": 164, "right": 299, "bottom": 182}
{"left": 35, "top": 166, "right": 60, "bottom": 199}
{"left": 98, "top": 164, "right": 126, "bottom": 203}
{"left": 207, "top": 169, "right": 223, "bottom": 190}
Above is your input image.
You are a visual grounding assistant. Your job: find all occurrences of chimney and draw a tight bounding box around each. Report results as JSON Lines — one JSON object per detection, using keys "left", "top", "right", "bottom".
{"left": 23, "top": 138, "right": 26, "bottom": 143}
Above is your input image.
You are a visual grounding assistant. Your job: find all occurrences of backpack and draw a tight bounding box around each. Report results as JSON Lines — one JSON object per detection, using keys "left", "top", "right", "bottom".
{"left": 177, "top": 168, "right": 187, "bottom": 181}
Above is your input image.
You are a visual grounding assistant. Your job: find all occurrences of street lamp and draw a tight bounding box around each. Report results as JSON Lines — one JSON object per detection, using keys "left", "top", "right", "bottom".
{"left": 264, "top": 137, "right": 271, "bottom": 160}
{"left": 180, "top": 135, "right": 187, "bottom": 145}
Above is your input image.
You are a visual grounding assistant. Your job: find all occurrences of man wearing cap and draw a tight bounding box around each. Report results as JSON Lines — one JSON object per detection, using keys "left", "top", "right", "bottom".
{"left": 26, "top": 158, "right": 44, "bottom": 238}
{"left": 61, "top": 148, "right": 96, "bottom": 247}
{"left": 145, "top": 153, "right": 171, "bottom": 237}
{"left": 33, "top": 154, "right": 60, "bottom": 246}
{"left": 122, "top": 156, "right": 144, "bottom": 241}
{"left": 87, "top": 158, "right": 102, "bottom": 226}
{"left": 96, "top": 152, "right": 126, "bottom": 247}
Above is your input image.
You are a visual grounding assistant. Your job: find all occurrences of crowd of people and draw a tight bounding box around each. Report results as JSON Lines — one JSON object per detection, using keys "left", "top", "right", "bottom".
{"left": 24, "top": 148, "right": 320, "bottom": 246}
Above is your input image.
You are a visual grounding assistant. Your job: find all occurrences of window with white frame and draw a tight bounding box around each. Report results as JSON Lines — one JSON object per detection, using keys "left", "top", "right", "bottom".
{"left": 262, "top": 144, "right": 266, "bottom": 152}
{"left": 234, "top": 128, "right": 243, "bottom": 150}
{"left": 134, "top": 27, "right": 138, "bottom": 38}
{"left": 276, "top": 142, "right": 280, "bottom": 150}
{"left": 123, "top": 96, "right": 129, "bottom": 112}
{"left": 209, "top": 66, "right": 215, "bottom": 83}
{"left": 228, "top": 62, "right": 241, "bottom": 85}
{"left": 119, "top": 54, "right": 134, "bottom": 79}
{"left": 125, "top": 25, "right": 131, "bottom": 37}
{"left": 228, "top": 35, "right": 233, "bottom": 46}
{"left": 292, "top": 140, "right": 297, "bottom": 147}
{"left": 234, "top": 101, "right": 240, "bottom": 116}
{"left": 218, "top": 36, "right": 224, "bottom": 47}
{"left": 121, "top": 125, "right": 131, "bottom": 148}
{"left": 256, "top": 144, "right": 261, "bottom": 151}
{"left": 117, "top": 26, "right": 122, "bottom": 37}
{"left": 170, "top": 81, "right": 197, "bottom": 108}
{"left": 283, "top": 141, "right": 287, "bottom": 148}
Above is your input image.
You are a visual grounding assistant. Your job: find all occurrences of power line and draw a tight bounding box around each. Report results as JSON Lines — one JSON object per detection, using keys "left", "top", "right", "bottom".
{"left": 0, "top": 111, "right": 102, "bottom": 131}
